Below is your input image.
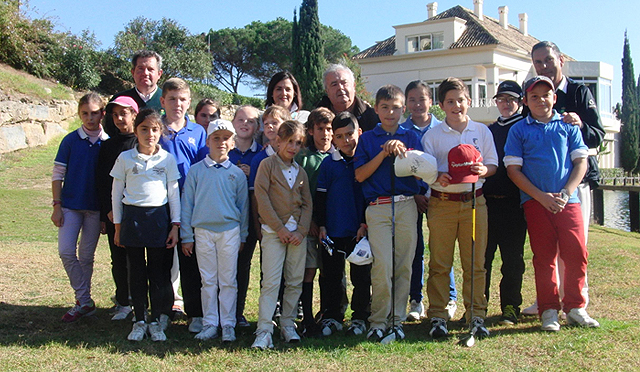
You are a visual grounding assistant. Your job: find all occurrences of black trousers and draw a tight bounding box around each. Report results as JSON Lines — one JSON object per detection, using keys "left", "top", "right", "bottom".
{"left": 127, "top": 245, "right": 174, "bottom": 322}
{"left": 177, "top": 239, "right": 203, "bottom": 318}
{"left": 236, "top": 220, "right": 258, "bottom": 318}
{"left": 484, "top": 197, "right": 527, "bottom": 312}
{"left": 105, "top": 220, "right": 130, "bottom": 306}
{"left": 320, "top": 237, "right": 371, "bottom": 321}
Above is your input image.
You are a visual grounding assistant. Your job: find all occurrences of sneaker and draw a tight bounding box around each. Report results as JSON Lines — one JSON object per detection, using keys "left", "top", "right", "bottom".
{"left": 429, "top": 317, "right": 448, "bottom": 338}
{"left": 111, "top": 305, "right": 133, "bottom": 321}
{"left": 301, "top": 321, "right": 322, "bottom": 338}
{"left": 366, "top": 327, "right": 384, "bottom": 342}
{"left": 499, "top": 305, "right": 518, "bottom": 325}
{"left": 61, "top": 300, "right": 96, "bottom": 323}
{"left": 522, "top": 301, "right": 538, "bottom": 316}
{"left": 172, "top": 302, "right": 185, "bottom": 317}
{"left": 148, "top": 322, "right": 167, "bottom": 342}
{"left": 251, "top": 330, "right": 274, "bottom": 350}
{"left": 470, "top": 317, "right": 490, "bottom": 338}
{"left": 445, "top": 300, "right": 457, "bottom": 321}
{"left": 237, "top": 314, "right": 250, "bottom": 328}
{"left": 159, "top": 313, "right": 171, "bottom": 331}
{"left": 127, "top": 321, "right": 147, "bottom": 341}
{"left": 320, "top": 318, "right": 343, "bottom": 336}
{"left": 280, "top": 325, "right": 301, "bottom": 343}
{"left": 380, "top": 325, "right": 405, "bottom": 344}
{"left": 346, "top": 319, "right": 367, "bottom": 336}
{"left": 222, "top": 326, "right": 236, "bottom": 342}
{"left": 195, "top": 324, "right": 219, "bottom": 340}
{"left": 566, "top": 308, "right": 600, "bottom": 328}
{"left": 189, "top": 317, "right": 204, "bottom": 333}
{"left": 407, "top": 300, "right": 425, "bottom": 321}
{"left": 297, "top": 300, "right": 304, "bottom": 320}
{"left": 273, "top": 301, "right": 282, "bottom": 320}
{"left": 541, "top": 309, "right": 560, "bottom": 332}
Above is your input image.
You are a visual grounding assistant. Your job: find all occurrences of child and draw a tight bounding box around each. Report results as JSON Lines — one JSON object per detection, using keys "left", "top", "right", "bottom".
{"left": 483, "top": 80, "right": 527, "bottom": 325}
{"left": 421, "top": 78, "right": 498, "bottom": 339}
{"left": 111, "top": 109, "right": 181, "bottom": 342}
{"left": 194, "top": 98, "right": 221, "bottom": 132}
{"left": 294, "top": 107, "right": 335, "bottom": 336}
{"left": 181, "top": 119, "right": 249, "bottom": 342}
{"left": 252, "top": 120, "right": 312, "bottom": 349}
{"left": 229, "top": 105, "right": 260, "bottom": 328}
{"left": 316, "top": 111, "right": 370, "bottom": 337}
{"left": 354, "top": 84, "right": 422, "bottom": 342}
{"left": 158, "top": 78, "right": 208, "bottom": 333}
{"left": 52, "top": 92, "right": 108, "bottom": 322}
{"left": 401, "top": 81, "right": 458, "bottom": 322}
{"left": 97, "top": 96, "right": 139, "bottom": 321}
{"left": 504, "top": 76, "right": 598, "bottom": 331}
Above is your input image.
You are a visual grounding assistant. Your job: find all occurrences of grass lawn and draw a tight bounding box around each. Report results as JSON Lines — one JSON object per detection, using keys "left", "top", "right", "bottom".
{"left": 0, "top": 131, "right": 639, "bottom": 371}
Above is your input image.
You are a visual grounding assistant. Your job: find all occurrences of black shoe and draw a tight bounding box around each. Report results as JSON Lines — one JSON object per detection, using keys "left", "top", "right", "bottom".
{"left": 429, "top": 317, "right": 448, "bottom": 339}
{"left": 366, "top": 327, "right": 384, "bottom": 342}
{"left": 470, "top": 317, "right": 490, "bottom": 338}
{"left": 301, "top": 321, "right": 322, "bottom": 338}
{"left": 498, "top": 305, "right": 518, "bottom": 325}
{"left": 297, "top": 300, "right": 304, "bottom": 320}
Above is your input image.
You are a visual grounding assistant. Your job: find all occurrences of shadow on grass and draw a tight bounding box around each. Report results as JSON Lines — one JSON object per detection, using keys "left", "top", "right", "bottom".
{"left": 0, "top": 302, "right": 548, "bottom": 356}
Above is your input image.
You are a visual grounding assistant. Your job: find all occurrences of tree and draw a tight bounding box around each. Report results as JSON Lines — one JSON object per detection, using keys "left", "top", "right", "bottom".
{"left": 620, "top": 31, "right": 640, "bottom": 174}
{"left": 292, "top": 0, "right": 325, "bottom": 109}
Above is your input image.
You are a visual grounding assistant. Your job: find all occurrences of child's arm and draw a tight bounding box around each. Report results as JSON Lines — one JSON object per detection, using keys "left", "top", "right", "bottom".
{"left": 291, "top": 171, "right": 313, "bottom": 246}
{"left": 471, "top": 162, "right": 497, "bottom": 178}
{"left": 355, "top": 139, "right": 405, "bottom": 182}
{"left": 166, "top": 179, "right": 180, "bottom": 249}
{"left": 507, "top": 165, "right": 565, "bottom": 213}
{"left": 237, "top": 173, "right": 250, "bottom": 245}
{"left": 254, "top": 160, "right": 290, "bottom": 243}
{"left": 563, "top": 157, "right": 588, "bottom": 197}
{"left": 111, "top": 178, "right": 126, "bottom": 247}
{"left": 51, "top": 180, "right": 63, "bottom": 227}
{"left": 180, "top": 172, "right": 196, "bottom": 256}
{"left": 250, "top": 191, "right": 261, "bottom": 241}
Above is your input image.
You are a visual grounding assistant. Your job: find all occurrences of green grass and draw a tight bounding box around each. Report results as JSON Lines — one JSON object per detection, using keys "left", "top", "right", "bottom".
{"left": 0, "top": 134, "right": 639, "bottom": 371}
{"left": 0, "top": 68, "right": 73, "bottom": 101}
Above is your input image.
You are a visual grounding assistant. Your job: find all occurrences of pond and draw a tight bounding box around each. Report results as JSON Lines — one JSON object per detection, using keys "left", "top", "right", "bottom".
{"left": 602, "top": 190, "right": 630, "bottom": 232}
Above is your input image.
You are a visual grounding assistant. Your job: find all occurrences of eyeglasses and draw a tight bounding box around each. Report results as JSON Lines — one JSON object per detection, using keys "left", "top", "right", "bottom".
{"left": 494, "top": 97, "right": 520, "bottom": 104}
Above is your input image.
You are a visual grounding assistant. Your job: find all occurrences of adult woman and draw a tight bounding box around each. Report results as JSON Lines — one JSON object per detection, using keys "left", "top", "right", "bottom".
{"left": 265, "top": 71, "right": 310, "bottom": 123}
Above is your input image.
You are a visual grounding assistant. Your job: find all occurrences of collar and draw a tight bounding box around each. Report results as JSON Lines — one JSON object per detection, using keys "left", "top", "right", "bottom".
{"left": 557, "top": 76, "right": 568, "bottom": 93}
{"left": 249, "top": 140, "right": 259, "bottom": 152}
{"left": 497, "top": 113, "right": 524, "bottom": 126}
{"left": 135, "top": 86, "right": 158, "bottom": 102}
{"left": 525, "top": 110, "right": 562, "bottom": 125}
{"left": 131, "top": 145, "right": 161, "bottom": 160}
{"left": 204, "top": 156, "right": 231, "bottom": 169}
{"left": 164, "top": 116, "right": 196, "bottom": 134}
{"left": 441, "top": 118, "right": 474, "bottom": 133}
{"left": 307, "top": 142, "right": 335, "bottom": 155}
{"left": 265, "top": 144, "right": 275, "bottom": 156}
{"left": 274, "top": 153, "right": 299, "bottom": 171}
{"left": 372, "top": 123, "right": 407, "bottom": 136}
{"left": 77, "top": 126, "right": 109, "bottom": 141}
{"left": 331, "top": 150, "right": 344, "bottom": 161}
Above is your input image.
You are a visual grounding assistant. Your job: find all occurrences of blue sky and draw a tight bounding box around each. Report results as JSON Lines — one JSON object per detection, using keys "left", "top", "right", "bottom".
{"left": 26, "top": 0, "right": 640, "bottom": 104}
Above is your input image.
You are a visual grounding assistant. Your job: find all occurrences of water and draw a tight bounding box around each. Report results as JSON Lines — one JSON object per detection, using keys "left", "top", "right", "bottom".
{"left": 602, "top": 190, "right": 630, "bottom": 232}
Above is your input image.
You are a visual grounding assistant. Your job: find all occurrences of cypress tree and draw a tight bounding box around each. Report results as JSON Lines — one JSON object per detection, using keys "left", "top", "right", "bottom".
{"left": 620, "top": 31, "right": 640, "bottom": 174}
{"left": 292, "top": 0, "right": 325, "bottom": 109}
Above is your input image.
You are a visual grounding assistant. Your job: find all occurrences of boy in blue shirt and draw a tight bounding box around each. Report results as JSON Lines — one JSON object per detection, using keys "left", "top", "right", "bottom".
{"left": 504, "top": 76, "right": 599, "bottom": 331}
{"left": 354, "top": 85, "right": 422, "bottom": 342}
{"left": 316, "top": 112, "right": 370, "bottom": 337}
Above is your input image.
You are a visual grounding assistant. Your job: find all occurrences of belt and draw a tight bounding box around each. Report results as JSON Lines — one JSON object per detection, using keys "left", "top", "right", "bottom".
{"left": 369, "top": 195, "right": 414, "bottom": 206}
{"left": 431, "top": 189, "right": 483, "bottom": 202}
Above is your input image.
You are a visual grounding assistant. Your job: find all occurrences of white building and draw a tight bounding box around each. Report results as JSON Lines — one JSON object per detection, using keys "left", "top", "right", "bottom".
{"left": 354, "top": 1, "right": 620, "bottom": 168}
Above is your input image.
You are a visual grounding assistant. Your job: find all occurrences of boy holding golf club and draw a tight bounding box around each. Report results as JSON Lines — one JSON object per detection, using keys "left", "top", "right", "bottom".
{"left": 354, "top": 85, "right": 422, "bottom": 343}
{"left": 421, "top": 77, "right": 498, "bottom": 340}
{"left": 504, "top": 76, "right": 599, "bottom": 332}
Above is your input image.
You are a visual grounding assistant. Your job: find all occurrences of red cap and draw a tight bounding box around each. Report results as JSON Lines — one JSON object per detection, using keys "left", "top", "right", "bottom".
{"left": 448, "top": 144, "right": 482, "bottom": 184}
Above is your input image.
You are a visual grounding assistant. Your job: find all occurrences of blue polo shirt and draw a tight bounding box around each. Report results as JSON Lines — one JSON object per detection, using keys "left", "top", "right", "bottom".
{"left": 158, "top": 116, "right": 208, "bottom": 191}
{"left": 316, "top": 151, "right": 366, "bottom": 238}
{"left": 400, "top": 114, "right": 441, "bottom": 138}
{"left": 354, "top": 123, "right": 423, "bottom": 203}
{"left": 504, "top": 111, "right": 588, "bottom": 205}
{"left": 229, "top": 140, "right": 260, "bottom": 171}
{"left": 248, "top": 144, "right": 275, "bottom": 190}
{"left": 54, "top": 127, "right": 109, "bottom": 211}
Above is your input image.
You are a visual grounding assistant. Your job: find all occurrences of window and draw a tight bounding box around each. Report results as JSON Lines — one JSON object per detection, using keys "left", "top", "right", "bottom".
{"left": 407, "top": 32, "right": 444, "bottom": 53}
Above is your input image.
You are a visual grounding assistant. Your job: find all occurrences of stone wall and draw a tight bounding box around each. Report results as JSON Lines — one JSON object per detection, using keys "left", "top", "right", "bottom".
{"left": 0, "top": 98, "right": 77, "bottom": 153}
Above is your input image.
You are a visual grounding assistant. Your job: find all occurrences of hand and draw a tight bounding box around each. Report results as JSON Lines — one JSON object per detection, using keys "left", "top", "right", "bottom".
{"left": 470, "top": 162, "right": 488, "bottom": 177}
{"left": 414, "top": 194, "right": 429, "bottom": 214}
{"left": 114, "top": 224, "right": 123, "bottom": 248}
{"left": 356, "top": 224, "right": 367, "bottom": 241}
{"left": 277, "top": 227, "right": 292, "bottom": 244}
{"left": 562, "top": 112, "right": 583, "bottom": 128}
{"left": 537, "top": 192, "right": 566, "bottom": 214}
{"left": 182, "top": 242, "right": 194, "bottom": 256}
{"left": 436, "top": 172, "right": 452, "bottom": 187}
{"left": 238, "top": 163, "right": 251, "bottom": 177}
{"left": 318, "top": 226, "right": 327, "bottom": 241}
{"left": 166, "top": 225, "right": 179, "bottom": 249}
{"left": 289, "top": 231, "right": 304, "bottom": 246}
{"left": 381, "top": 140, "right": 407, "bottom": 158}
{"left": 107, "top": 211, "right": 113, "bottom": 223}
{"left": 51, "top": 205, "right": 63, "bottom": 227}
{"left": 100, "top": 222, "right": 107, "bottom": 235}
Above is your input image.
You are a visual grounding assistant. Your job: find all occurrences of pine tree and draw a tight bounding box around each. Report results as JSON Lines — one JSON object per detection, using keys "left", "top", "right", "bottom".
{"left": 620, "top": 31, "right": 640, "bottom": 174}
{"left": 292, "top": 0, "right": 325, "bottom": 109}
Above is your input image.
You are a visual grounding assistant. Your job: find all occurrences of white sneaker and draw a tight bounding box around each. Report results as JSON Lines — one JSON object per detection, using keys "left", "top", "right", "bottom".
{"left": 148, "top": 322, "right": 167, "bottom": 341}
{"left": 159, "top": 313, "right": 171, "bottom": 331}
{"left": 320, "top": 318, "right": 343, "bottom": 336}
{"left": 566, "top": 308, "right": 600, "bottom": 328}
{"left": 189, "top": 317, "right": 204, "bottom": 333}
{"left": 127, "top": 321, "right": 147, "bottom": 341}
{"left": 407, "top": 300, "right": 424, "bottom": 321}
{"left": 445, "top": 300, "right": 457, "bottom": 321}
{"left": 346, "top": 319, "right": 367, "bottom": 336}
{"left": 522, "top": 301, "right": 538, "bottom": 316}
{"left": 380, "top": 325, "right": 405, "bottom": 345}
{"left": 280, "top": 325, "right": 301, "bottom": 343}
{"left": 111, "top": 305, "right": 132, "bottom": 321}
{"left": 222, "top": 326, "right": 236, "bottom": 342}
{"left": 541, "top": 309, "right": 560, "bottom": 332}
{"left": 195, "top": 324, "right": 219, "bottom": 340}
{"left": 251, "top": 330, "right": 274, "bottom": 350}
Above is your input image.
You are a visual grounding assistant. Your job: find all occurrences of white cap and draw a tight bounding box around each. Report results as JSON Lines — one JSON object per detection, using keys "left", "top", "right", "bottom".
{"left": 346, "top": 237, "right": 373, "bottom": 266}
{"left": 207, "top": 119, "right": 235, "bottom": 137}
{"left": 394, "top": 150, "right": 438, "bottom": 185}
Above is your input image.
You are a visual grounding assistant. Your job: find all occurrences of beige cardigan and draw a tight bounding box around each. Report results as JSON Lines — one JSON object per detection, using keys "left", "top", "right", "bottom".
{"left": 254, "top": 154, "right": 312, "bottom": 237}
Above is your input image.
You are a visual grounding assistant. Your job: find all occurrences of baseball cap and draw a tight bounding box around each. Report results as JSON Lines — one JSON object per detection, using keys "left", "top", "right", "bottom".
{"left": 207, "top": 119, "right": 236, "bottom": 137}
{"left": 448, "top": 144, "right": 482, "bottom": 184}
{"left": 394, "top": 150, "right": 439, "bottom": 185}
{"left": 523, "top": 75, "right": 555, "bottom": 93}
{"left": 493, "top": 80, "right": 523, "bottom": 99}
{"left": 106, "top": 96, "right": 139, "bottom": 113}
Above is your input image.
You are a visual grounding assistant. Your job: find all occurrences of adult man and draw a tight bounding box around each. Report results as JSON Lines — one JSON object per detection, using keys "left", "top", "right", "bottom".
{"left": 522, "top": 41, "right": 604, "bottom": 315}
{"left": 316, "top": 64, "right": 379, "bottom": 132}
{"left": 103, "top": 50, "right": 164, "bottom": 137}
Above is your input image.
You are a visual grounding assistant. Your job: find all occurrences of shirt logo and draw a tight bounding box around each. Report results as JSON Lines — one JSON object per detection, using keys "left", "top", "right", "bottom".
{"left": 228, "top": 174, "right": 236, "bottom": 182}
{"left": 152, "top": 167, "right": 166, "bottom": 176}
{"left": 188, "top": 137, "right": 196, "bottom": 146}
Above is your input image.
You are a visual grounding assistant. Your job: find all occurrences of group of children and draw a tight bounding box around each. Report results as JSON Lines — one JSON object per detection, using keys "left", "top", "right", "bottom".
{"left": 51, "top": 71, "right": 598, "bottom": 347}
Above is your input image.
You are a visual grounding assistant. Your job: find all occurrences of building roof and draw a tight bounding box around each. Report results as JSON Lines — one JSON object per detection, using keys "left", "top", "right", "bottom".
{"left": 354, "top": 5, "right": 550, "bottom": 60}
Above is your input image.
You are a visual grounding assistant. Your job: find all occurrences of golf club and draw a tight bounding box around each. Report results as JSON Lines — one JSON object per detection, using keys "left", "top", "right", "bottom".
{"left": 381, "top": 156, "right": 399, "bottom": 345}
{"left": 458, "top": 182, "right": 477, "bottom": 347}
